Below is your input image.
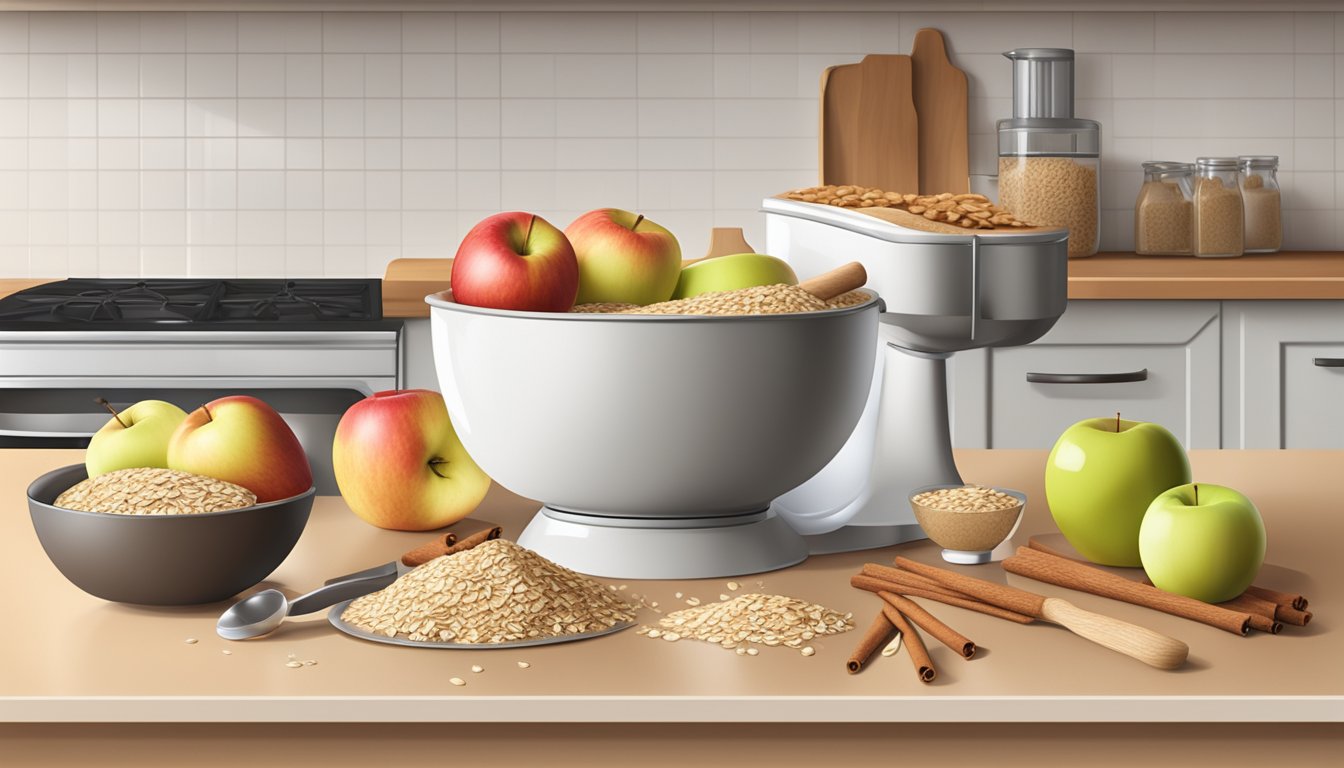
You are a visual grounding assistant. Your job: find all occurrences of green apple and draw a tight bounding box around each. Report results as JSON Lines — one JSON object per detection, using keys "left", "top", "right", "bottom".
{"left": 85, "top": 398, "right": 188, "bottom": 478}
{"left": 671, "top": 253, "right": 799, "bottom": 300}
{"left": 1140, "top": 483, "right": 1266, "bottom": 603}
{"left": 1044, "top": 416, "right": 1192, "bottom": 567}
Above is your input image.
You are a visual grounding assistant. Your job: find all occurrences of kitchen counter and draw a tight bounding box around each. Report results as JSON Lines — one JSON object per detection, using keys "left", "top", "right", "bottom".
{"left": 3, "top": 448, "right": 1341, "bottom": 760}
{"left": 382, "top": 252, "right": 1344, "bottom": 317}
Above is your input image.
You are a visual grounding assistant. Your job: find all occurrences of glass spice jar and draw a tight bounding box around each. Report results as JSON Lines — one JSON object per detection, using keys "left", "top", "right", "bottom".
{"left": 1192, "top": 157, "right": 1243, "bottom": 258}
{"left": 1134, "top": 162, "right": 1194, "bottom": 256}
{"left": 1239, "top": 155, "right": 1281, "bottom": 254}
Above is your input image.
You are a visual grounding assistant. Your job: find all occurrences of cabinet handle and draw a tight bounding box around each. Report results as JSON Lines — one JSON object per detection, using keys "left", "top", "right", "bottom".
{"left": 1026, "top": 369, "right": 1149, "bottom": 384}
{"left": 1313, "top": 358, "right": 1344, "bottom": 367}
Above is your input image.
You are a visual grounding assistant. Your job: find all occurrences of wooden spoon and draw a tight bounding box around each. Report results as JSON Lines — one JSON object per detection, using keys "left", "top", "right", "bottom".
{"left": 681, "top": 227, "right": 757, "bottom": 269}
{"left": 800, "top": 261, "right": 868, "bottom": 301}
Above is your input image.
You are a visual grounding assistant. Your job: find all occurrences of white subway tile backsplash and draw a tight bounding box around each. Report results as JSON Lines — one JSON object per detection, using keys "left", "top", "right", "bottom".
{"left": 556, "top": 99, "right": 637, "bottom": 138}
{"left": 1156, "top": 13, "right": 1292, "bottom": 54}
{"left": 324, "top": 13, "right": 401, "bottom": 54}
{"left": 556, "top": 55, "right": 636, "bottom": 98}
{"left": 501, "top": 13, "right": 636, "bottom": 55}
{"left": 285, "top": 54, "right": 322, "bottom": 97}
{"left": 140, "top": 14, "right": 185, "bottom": 54}
{"left": 402, "top": 13, "right": 456, "bottom": 54}
{"left": 403, "top": 99, "right": 454, "bottom": 137}
{"left": 324, "top": 54, "right": 364, "bottom": 97}
{"left": 185, "top": 13, "right": 237, "bottom": 54}
{"left": 7, "top": 9, "right": 1344, "bottom": 277}
{"left": 141, "top": 54, "right": 186, "bottom": 97}
{"left": 30, "top": 13, "right": 97, "bottom": 54}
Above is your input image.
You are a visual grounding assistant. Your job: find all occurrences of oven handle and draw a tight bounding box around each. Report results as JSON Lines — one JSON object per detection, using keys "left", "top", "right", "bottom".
{"left": 0, "top": 428, "right": 95, "bottom": 439}
{"left": 0, "top": 376, "right": 389, "bottom": 391}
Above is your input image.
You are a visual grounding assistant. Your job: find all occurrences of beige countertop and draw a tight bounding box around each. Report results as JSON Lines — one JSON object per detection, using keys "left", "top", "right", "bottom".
{"left": 3, "top": 448, "right": 1338, "bottom": 725}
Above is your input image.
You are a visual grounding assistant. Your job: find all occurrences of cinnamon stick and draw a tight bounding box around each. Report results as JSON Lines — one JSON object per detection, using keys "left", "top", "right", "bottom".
{"left": 892, "top": 556, "right": 1047, "bottom": 618}
{"left": 400, "top": 526, "right": 502, "bottom": 567}
{"left": 879, "top": 591, "right": 976, "bottom": 659}
{"left": 846, "top": 610, "right": 896, "bottom": 674}
{"left": 862, "top": 563, "right": 976, "bottom": 600}
{"left": 1002, "top": 546, "right": 1261, "bottom": 636}
{"left": 1245, "top": 585, "right": 1308, "bottom": 612}
{"left": 850, "top": 574, "right": 1036, "bottom": 624}
{"left": 881, "top": 604, "right": 936, "bottom": 683}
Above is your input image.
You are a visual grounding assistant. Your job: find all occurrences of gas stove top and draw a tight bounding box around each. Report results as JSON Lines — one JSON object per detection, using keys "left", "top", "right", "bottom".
{"left": 0, "top": 278, "right": 398, "bottom": 331}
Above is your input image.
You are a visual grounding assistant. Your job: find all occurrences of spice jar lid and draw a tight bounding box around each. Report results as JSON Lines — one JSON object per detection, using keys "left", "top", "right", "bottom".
{"left": 1238, "top": 155, "right": 1279, "bottom": 170}
{"left": 1142, "top": 161, "right": 1194, "bottom": 172}
{"left": 1195, "top": 156, "right": 1239, "bottom": 170}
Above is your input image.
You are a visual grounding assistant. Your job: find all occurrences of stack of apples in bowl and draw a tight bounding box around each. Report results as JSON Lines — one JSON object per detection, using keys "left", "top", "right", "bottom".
{"left": 27, "top": 395, "right": 317, "bottom": 605}
{"left": 1046, "top": 415, "right": 1267, "bottom": 603}
{"left": 424, "top": 207, "right": 882, "bottom": 579}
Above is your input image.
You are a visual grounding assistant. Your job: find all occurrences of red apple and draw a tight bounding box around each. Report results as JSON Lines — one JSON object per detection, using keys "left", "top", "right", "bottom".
{"left": 450, "top": 211, "right": 579, "bottom": 312}
{"left": 332, "top": 389, "right": 491, "bottom": 531}
{"left": 565, "top": 208, "right": 682, "bottom": 305}
{"left": 167, "top": 395, "right": 313, "bottom": 503}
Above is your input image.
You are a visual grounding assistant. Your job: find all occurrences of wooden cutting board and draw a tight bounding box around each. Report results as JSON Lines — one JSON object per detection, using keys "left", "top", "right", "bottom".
{"left": 820, "top": 54, "right": 919, "bottom": 193}
{"left": 910, "top": 28, "right": 969, "bottom": 194}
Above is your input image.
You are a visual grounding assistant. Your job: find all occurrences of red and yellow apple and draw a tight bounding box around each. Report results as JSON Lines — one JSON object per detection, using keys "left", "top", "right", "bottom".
{"left": 332, "top": 389, "right": 491, "bottom": 531}
{"left": 565, "top": 208, "right": 682, "bottom": 306}
{"left": 167, "top": 395, "right": 313, "bottom": 503}
{"left": 85, "top": 398, "right": 188, "bottom": 478}
{"left": 450, "top": 211, "right": 579, "bottom": 312}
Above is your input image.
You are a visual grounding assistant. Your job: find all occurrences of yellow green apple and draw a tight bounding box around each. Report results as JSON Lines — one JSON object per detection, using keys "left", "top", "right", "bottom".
{"left": 167, "top": 395, "right": 313, "bottom": 503}
{"left": 1044, "top": 416, "right": 1192, "bottom": 566}
{"left": 671, "top": 253, "right": 798, "bottom": 300}
{"left": 566, "top": 209, "right": 682, "bottom": 306}
{"left": 85, "top": 398, "right": 188, "bottom": 478}
{"left": 1140, "top": 483, "right": 1266, "bottom": 603}
{"left": 332, "top": 389, "right": 492, "bottom": 531}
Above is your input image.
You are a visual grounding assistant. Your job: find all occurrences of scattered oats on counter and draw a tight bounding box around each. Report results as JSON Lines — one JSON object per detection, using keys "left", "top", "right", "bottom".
{"left": 638, "top": 594, "right": 854, "bottom": 653}
{"left": 339, "top": 539, "right": 635, "bottom": 645}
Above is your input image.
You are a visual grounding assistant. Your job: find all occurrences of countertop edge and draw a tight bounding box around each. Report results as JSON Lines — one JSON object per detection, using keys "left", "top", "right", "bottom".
{"left": 4, "top": 696, "right": 1342, "bottom": 724}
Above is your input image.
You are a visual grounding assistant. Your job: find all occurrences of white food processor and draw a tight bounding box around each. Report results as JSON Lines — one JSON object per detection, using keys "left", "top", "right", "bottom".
{"left": 426, "top": 290, "right": 882, "bottom": 580}
{"left": 764, "top": 198, "right": 1069, "bottom": 558}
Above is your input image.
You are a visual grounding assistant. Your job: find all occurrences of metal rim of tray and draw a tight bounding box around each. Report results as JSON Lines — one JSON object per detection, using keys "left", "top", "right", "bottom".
{"left": 327, "top": 599, "right": 636, "bottom": 649}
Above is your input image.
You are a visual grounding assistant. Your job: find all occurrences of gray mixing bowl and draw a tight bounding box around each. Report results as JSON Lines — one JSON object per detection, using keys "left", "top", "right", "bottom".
{"left": 28, "top": 464, "right": 314, "bottom": 605}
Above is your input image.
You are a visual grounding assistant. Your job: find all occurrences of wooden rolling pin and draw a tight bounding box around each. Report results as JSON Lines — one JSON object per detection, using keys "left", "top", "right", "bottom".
{"left": 893, "top": 557, "right": 1189, "bottom": 670}
{"left": 800, "top": 261, "right": 868, "bottom": 301}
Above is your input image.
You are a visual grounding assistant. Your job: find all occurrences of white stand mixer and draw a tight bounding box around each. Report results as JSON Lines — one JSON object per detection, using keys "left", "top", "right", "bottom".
{"left": 764, "top": 198, "right": 1069, "bottom": 556}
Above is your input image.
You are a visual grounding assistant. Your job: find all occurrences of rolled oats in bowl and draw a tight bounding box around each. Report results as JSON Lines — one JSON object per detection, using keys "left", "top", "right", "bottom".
{"left": 572, "top": 284, "right": 872, "bottom": 317}
{"left": 54, "top": 467, "right": 257, "bottom": 515}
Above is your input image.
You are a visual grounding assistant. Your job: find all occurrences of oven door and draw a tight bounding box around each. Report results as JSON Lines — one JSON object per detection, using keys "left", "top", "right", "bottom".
{"left": 0, "top": 378, "right": 395, "bottom": 494}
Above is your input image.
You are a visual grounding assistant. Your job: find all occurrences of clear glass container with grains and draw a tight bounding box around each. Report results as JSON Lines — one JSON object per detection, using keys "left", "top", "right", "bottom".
{"left": 1192, "top": 157, "right": 1244, "bottom": 258}
{"left": 1239, "top": 155, "right": 1281, "bottom": 254}
{"left": 1134, "top": 162, "right": 1194, "bottom": 256}
{"left": 996, "top": 49, "right": 1101, "bottom": 258}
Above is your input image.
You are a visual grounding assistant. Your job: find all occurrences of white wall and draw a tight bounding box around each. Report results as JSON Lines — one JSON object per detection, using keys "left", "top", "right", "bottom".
{"left": 0, "top": 9, "right": 1334, "bottom": 278}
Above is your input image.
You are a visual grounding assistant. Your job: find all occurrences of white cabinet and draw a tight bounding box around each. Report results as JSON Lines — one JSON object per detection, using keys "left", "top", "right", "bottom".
{"left": 1222, "top": 302, "right": 1344, "bottom": 449}
{"left": 953, "top": 301, "right": 1222, "bottom": 449}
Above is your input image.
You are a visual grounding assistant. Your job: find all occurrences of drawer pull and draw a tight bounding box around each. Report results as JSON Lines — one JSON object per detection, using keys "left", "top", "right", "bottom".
{"left": 1313, "top": 358, "right": 1344, "bottom": 368}
{"left": 1026, "top": 369, "right": 1149, "bottom": 384}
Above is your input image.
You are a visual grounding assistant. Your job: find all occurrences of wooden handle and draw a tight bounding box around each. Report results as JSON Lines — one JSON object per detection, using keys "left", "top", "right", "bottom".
{"left": 1040, "top": 597, "right": 1189, "bottom": 670}
{"left": 681, "top": 228, "right": 756, "bottom": 268}
{"left": 799, "top": 262, "right": 867, "bottom": 301}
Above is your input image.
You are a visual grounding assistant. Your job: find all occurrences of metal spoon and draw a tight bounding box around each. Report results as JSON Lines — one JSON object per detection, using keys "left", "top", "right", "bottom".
{"left": 217, "top": 561, "right": 400, "bottom": 640}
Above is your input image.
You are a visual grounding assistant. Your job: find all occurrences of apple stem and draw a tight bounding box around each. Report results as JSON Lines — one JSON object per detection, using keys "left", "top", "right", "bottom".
{"left": 1194, "top": 483, "right": 1198, "bottom": 505}
{"left": 201, "top": 404, "right": 213, "bottom": 423}
{"left": 95, "top": 397, "right": 127, "bottom": 429}
{"left": 521, "top": 215, "right": 536, "bottom": 255}
{"left": 428, "top": 458, "right": 450, "bottom": 479}
{"left": 1116, "top": 411, "right": 1121, "bottom": 432}
{"left": 633, "top": 214, "right": 645, "bottom": 229}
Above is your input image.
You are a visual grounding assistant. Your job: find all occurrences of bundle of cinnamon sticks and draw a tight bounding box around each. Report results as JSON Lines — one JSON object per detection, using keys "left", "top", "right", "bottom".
{"left": 1004, "top": 537, "right": 1312, "bottom": 636}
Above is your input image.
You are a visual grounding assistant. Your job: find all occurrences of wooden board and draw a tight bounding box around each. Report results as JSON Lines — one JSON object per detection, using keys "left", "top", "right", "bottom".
{"left": 910, "top": 28, "right": 969, "bottom": 194}
{"left": 382, "top": 257, "right": 452, "bottom": 318}
{"left": 820, "top": 54, "right": 919, "bottom": 193}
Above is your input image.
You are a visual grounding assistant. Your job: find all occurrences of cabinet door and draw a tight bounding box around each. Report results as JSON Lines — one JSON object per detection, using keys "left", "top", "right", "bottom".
{"left": 983, "top": 301, "right": 1221, "bottom": 449}
{"left": 1223, "top": 301, "right": 1344, "bottom": 448}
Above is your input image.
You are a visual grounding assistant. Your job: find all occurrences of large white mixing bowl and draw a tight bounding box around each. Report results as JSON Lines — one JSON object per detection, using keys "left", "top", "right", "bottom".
{"left": 426, "top": 290, "right": 880, "bottom": 578}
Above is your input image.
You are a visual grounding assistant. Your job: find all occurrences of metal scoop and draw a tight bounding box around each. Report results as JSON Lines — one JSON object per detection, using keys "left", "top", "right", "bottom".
{"left": 216, "top": 561, "right": 400, "bottom": 640}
